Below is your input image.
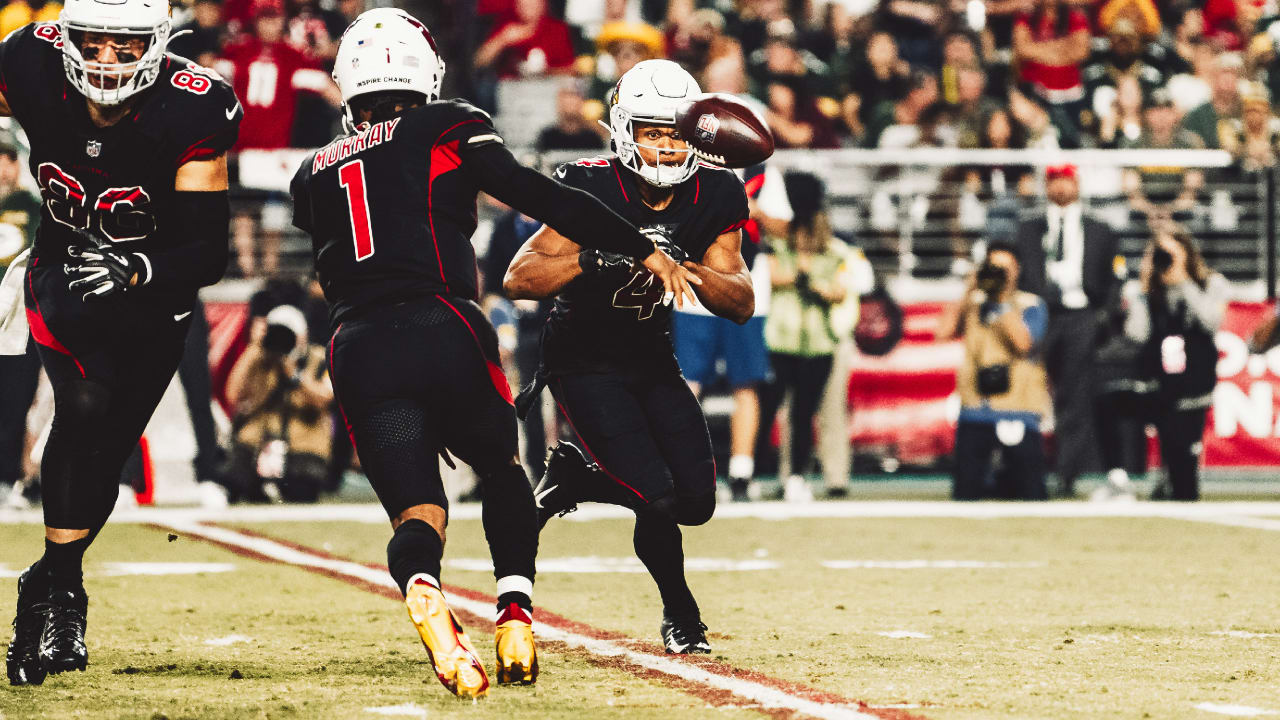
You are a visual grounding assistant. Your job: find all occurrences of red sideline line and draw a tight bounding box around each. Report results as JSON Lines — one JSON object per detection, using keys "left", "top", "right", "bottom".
{"left": 167, "top": 523, "right": 927, "bottom": 720}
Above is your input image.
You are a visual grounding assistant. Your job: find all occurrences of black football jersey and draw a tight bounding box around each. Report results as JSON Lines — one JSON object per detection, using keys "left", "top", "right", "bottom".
{"left": 0, "top": 23, "right": 241, "bottom": 309}
{"left": 291, "top": 100, "right": 502, "bottom": 326}
{"left": 541, "top": 157, "right": 749, "bottom": 376}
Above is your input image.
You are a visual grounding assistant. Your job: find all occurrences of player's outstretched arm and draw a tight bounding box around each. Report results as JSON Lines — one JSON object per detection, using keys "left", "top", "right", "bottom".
{"left": 504, "top": 225, "right": 700, "bottom": 309}
{"left": 464, "top": 142, "right": 654, "bottom": 258}
{"left": 683, "top": 230, "right": 754, "bottom": 324}
{"left": 134, "top": 156, "right": 231, "bottom": 290}
{"left": 464, "top": 142, "right": 699, "bottom": 305}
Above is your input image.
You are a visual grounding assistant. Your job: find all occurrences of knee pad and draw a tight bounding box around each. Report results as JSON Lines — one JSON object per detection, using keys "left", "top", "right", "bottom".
{"left": 52, "top": 380, "right": 111, "bottom": 428}
{"left": 673, "top": 492, "right": 715, "bottom": 527}
{"left": 638, "top": 495, "right": 679, "bottom": 525}
{"left": 639, "top": 492, "right": 715, "bottom": 527}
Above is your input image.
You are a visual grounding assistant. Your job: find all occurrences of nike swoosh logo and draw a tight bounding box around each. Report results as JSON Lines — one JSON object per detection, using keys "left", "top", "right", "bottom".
{"left": 174, "top": 311, "right": 192, "bottom": 321}
{"left": 532, "top": 481, "right": 557, "bottom": 509}
{"left": 225, "top": 102, "right": 240, "bottom": 120}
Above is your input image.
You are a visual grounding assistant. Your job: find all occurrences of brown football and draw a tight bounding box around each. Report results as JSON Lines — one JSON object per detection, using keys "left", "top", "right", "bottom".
{"left": 674, "top": 93, "right": 775, "bottom": 168}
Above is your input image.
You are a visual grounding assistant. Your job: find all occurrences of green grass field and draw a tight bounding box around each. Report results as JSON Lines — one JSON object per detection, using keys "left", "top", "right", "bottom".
{"left": 2, "top": 504, "right": 1280, "bottom": 719}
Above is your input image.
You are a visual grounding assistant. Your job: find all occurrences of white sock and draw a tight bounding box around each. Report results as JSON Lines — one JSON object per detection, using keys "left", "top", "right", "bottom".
{"left": 496, "top": 575, "right": 533, "bottom": 601}
{"left": 728, "top": 455, "right": 754, "bottom": 480}
{"left": 406, "top": 573, "right": 439, "bottom": 592}
{"left": 1107, "top": 468, "right": 1131, "bottom": 487}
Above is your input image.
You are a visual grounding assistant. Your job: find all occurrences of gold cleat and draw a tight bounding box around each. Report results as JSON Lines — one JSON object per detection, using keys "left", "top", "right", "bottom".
{"left": 404, "top": 580, "right": 490, "bottom": 698}
{"left": 495, "top": 603, "right": 538, "bottom": 685}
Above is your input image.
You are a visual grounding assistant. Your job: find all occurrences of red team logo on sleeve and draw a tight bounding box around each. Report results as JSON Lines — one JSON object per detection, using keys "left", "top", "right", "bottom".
{"left": 171, "top": 62, "right": 217, "bottom": 95}
{"left": 33, "top": 23, "right": 63, "bottom": 48}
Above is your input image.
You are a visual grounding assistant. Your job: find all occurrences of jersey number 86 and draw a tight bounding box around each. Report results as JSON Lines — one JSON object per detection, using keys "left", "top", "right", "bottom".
{"left": 38, "top": 162, "right": 156, "bottom": 243}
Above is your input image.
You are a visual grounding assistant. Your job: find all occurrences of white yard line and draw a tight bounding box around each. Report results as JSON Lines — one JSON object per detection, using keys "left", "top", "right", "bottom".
{"left": 1187, "top": 515, "right": 1280, "bottom": 532}
{"left": 7, "top": 500, "right": 1280, "bottom": 525}
{"left": 822, "top": 560, "right": 1045, "bottom": 570}
{"left": 444, "top": 556, "right": 778, "bottom": 573}
{"left": 1195, "top": 702, "right": 1279, "bottom": 717}
{"left": 155, "top": 519, "right": 884, "bottom": 720}
{"left": 364, "top": 704, "right": 428, "bottom": 718}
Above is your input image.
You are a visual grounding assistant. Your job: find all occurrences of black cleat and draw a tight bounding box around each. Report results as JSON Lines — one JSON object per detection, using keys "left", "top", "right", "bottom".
{"left": 7, "top": 568, "right": 49, "bottom": 686}
{"left": 728, "top": 477, "right": 750, "bottom": 502}
{"left": 533, "top": 442, "right": 599, "bottom": 529}
{"left": 660, "top": 612, "right": 711, "bottom": 655}
{"left": 38, "top": 588, "right": 87, "bottom": 675}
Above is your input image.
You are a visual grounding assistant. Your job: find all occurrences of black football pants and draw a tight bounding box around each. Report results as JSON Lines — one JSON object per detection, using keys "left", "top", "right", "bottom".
{"left": 24, "top": 259, "right": 191, "bottom": 531}
{"left": 328, "top": 295, "right": 537, "bottom": 584}
{"left": 550, "top": 370, "right": 716, "bottom": 524}
{"left": 550, "top": 369, "right": 716, "bottom": 617}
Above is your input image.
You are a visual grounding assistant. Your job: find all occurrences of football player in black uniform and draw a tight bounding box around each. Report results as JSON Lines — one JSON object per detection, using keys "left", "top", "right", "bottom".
{"left": 2, "top": 0, "right": 241, "bottom": 686}
{"left": 290, "top": 10, "right": 695, "bottom": 697}
{"left": 504, "top": 60, "right": 755, "bottom": 655}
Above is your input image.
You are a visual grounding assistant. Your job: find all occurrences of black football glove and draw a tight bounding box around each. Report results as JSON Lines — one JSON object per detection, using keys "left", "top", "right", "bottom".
{"left": 578, "top": 248, "right": 635, "bottom": 275}
{"left": 644, "top": 228, "right": 688, "bottom": 265}
{"left": 65, "top": 245, "right": 147, "bottom": 301}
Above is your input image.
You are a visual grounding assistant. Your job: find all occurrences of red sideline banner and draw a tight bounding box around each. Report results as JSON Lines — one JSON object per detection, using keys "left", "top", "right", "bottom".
{"left": 847, "top": 301, "right": 1280, "bottom": 468}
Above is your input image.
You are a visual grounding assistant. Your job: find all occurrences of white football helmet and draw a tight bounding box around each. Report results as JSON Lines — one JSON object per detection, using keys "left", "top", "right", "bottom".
{"left": 606, "top": 59, "right": 701, "bottom": 188}
{"left": 59, "top": 0, "right": 173, "bottom": 106}
{"left": 333, "top": 8, "right": 445, "bottom": 132}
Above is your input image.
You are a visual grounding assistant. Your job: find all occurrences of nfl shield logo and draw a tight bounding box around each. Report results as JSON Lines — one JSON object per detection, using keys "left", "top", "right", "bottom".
{"left": 86, "top": 140, "right": 101, "bottom": 158}
{"left": 695, "top": 113, "right": 719, "bottom": 143}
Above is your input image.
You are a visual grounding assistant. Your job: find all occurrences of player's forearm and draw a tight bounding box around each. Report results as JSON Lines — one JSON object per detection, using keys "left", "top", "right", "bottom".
{"left": 466, "top": 145, "right": 655, "bottom": 258}
{"left": 136, "top": 191, "right": 231, "bottom": 291}
{"left": 686, "top": 263, "right": 754, "bottom": 324}
{"left": 504, "top": 251, "right": 582, "bottom": 300}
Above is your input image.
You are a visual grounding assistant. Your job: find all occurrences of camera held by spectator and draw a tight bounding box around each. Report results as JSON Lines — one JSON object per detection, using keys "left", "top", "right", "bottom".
{"left": 1093, "top": 225, "right": 1229, "bottom": 501}
{"left": 938, "top": 243, "right": 1052, "bottom": 501}
{"left": 224, "top": 304, "right": 334, "bottom": 503}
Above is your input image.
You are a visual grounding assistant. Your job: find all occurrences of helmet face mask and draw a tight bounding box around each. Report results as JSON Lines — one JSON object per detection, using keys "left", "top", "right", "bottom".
{"left": 332, "top": 8, "right": 445, "bottom": 133}
{"left": 59, "top": 0, "right": 172, "bottom": 106}
{"left": 607, "top": 59, "right": 701, "bottom": 188}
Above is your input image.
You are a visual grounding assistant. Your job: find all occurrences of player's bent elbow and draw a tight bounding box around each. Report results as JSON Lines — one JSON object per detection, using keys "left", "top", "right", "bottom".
{"left": 727, "top": 296, "right": 754, "bottom": 325}
{"left": 502, "top": 270, "right": 539, "bottom": 301}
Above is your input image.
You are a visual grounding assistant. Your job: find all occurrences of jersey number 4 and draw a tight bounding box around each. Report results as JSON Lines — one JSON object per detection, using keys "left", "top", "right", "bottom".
{"left": 338, "top": 160, "right": 375, "bottom": 261}
{"left": 38, "top": 163, "right": 155, "bottom": 242}
{"left": 612, "top": 271, "right": 665, "bottom": 321}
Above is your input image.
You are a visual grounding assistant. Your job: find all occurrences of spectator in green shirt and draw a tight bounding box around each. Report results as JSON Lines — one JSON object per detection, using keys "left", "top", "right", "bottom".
{"left": 761, "top": 173, "right": 862, "bottom": 502}
{"left": 1178, "top": 51, "right": 1243, "bottom": 149}
{"left": 0, "top": 144, "right": 38, "bottom": 271}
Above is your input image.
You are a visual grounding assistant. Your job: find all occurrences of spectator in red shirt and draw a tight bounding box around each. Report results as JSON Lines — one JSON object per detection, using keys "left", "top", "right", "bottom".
{"left": 217, "top": 0, "right": 339, "bottom": 151}
{"left": 218, "top": 0, "right": 339, "bottom": 277}
{"left": 473, "top": 0, "right": 575, "bottom": 79}
{"left": 765, "top": 75, "right": 840, "bottom": 149}
{"left": 1014, "top": 0, "right": 1091, "bottom": 132}
{"left": 1202, "top": 0, "right": 1245, "bottom": 51}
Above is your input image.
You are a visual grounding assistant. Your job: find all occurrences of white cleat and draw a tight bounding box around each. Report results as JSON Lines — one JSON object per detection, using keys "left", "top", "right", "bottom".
{"left": 783, "top": 475, "right": 814, "bottom": 503}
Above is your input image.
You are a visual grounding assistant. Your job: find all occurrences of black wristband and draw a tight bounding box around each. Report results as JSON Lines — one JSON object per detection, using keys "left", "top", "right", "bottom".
{"left": 578, "top": 249, "right": 633, "bottom": 275}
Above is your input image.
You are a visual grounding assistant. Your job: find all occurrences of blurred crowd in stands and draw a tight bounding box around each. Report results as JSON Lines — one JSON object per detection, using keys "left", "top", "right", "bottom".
{"left": 1, "top": 0, "right": 1276, "bottom": 509}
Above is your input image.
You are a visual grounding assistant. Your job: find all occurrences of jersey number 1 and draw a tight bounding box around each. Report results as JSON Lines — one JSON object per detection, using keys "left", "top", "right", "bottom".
{"left": 338, "top": 160, "right": 374, "bottom": 261}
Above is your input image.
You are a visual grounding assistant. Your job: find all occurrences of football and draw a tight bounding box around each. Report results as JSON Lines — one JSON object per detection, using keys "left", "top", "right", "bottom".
{"left": 674, "top": 93, "right": 775, "bottom": 168}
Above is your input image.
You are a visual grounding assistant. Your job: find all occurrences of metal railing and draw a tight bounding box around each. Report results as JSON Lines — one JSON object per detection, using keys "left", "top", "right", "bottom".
{"left": 230, "top": 147, "right": 1278, "bottom": 298}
